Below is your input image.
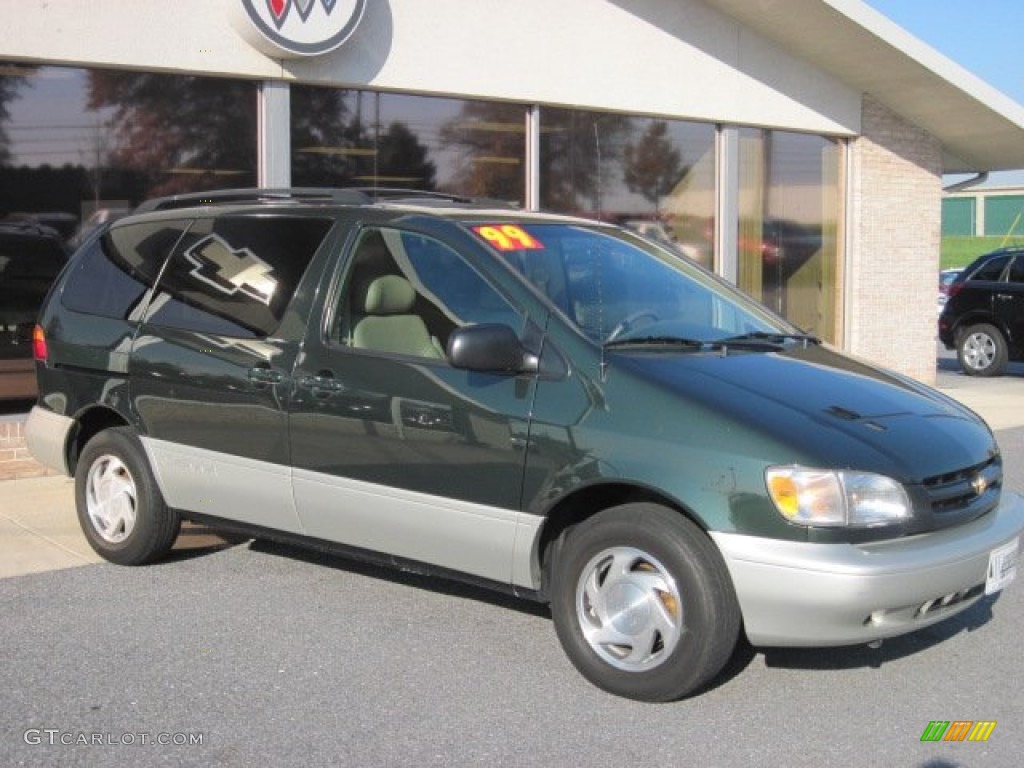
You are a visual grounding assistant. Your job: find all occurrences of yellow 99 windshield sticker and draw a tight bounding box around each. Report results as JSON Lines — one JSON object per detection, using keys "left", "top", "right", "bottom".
{"left": 472, "top": 224, "right": 544, "bottom": 251}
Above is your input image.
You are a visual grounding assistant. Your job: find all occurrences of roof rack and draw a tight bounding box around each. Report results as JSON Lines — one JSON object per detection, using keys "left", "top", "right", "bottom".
{"left": 375, "top": 193, "right": 520, "bottom": 210}
{"left": 133, "top": 188, "right": 371, "bottom": 213}
{"left": 352, "top": 187, "right": 475, "bottom": 204}
{"left": 132, "top": 187, "right": 514, "bottom": 213}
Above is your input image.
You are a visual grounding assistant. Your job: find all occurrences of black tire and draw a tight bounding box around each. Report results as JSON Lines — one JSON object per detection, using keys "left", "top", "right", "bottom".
{"left": 550, "top": 503, "right": 741, "bottom": 702}
{"left": 957, "top": 323, "right": 1008, "bottom": 377}
{"left": 75, "top": 428, "right": 180, "bottom": 565}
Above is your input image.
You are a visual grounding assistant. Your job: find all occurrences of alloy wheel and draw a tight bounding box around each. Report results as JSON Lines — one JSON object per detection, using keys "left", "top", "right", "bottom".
{"left": 575, "top": 546, "right": 683, "bottom": 672}
{"left": 84, "top": 454, "right": 138, "bottom": 544}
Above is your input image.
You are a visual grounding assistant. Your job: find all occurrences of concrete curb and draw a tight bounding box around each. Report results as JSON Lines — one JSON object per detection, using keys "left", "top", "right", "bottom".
{"left": 0, "top": 476, "right": 101, "bottom": 578}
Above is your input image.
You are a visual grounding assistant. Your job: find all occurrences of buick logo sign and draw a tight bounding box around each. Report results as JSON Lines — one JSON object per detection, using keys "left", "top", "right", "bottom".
{"left": 232, "top": 0, "right": 366, "bottom": 58}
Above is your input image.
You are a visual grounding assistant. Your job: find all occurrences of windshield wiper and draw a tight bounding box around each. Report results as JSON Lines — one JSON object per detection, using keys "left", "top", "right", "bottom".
{"left": 714, "top": 331, "right": 820, "bottom": 348}
{"left": 603, "top": 335, "right": 709, "bottom": 350}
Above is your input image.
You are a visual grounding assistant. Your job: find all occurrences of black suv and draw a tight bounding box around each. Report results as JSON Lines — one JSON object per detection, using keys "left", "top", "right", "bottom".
{"left": 26, "top": 189, "right": 1023, "bottom": 701}
{"left": 939, "top": 247, "right": 1024, "bottom": 376}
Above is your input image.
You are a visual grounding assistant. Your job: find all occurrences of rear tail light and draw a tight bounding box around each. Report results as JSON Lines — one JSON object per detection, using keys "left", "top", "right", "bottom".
{"left": 947, "top": 282, "right": 963, "bottom": 298}
{"left": 32, "top": 324, "right": 47, "bottom": 361}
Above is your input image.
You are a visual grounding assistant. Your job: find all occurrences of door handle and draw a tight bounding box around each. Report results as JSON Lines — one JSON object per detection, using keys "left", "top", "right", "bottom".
{"left": 300, "top": 372, "right": 345, "bottom": 397}
{"left": 247, "top": 366, "right": 285, "bottom": 385}
{"left": 398, "top": 400, "right": 452, "bottom": 430}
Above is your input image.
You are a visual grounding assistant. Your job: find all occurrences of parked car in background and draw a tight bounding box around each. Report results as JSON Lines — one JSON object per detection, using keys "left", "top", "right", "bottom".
{"left": 3, "top": 212, "right": 79, "bottom": 243}
{"left": 0, "top": 220, "right": 70, "bottom": 399}
{"left": 939, "top": 248, "right": 1024, "bottom": 376}
{"left": 938, "top": 268, "right": 961, "bottom": 314}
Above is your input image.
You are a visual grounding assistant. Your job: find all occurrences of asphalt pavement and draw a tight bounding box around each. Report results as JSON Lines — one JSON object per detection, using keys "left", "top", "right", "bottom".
{"left": 1, "top": 354, "right": 1022, "bottom": 767}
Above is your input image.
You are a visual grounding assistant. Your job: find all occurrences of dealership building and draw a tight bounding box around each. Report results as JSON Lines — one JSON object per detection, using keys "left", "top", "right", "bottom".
{"left": 4, "top": 0, "right": 1024, "bottom": 384}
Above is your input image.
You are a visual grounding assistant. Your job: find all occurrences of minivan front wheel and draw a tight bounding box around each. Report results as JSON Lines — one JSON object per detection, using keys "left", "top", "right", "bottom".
{"left": 957, "top": 323, "right": 1008, "bottom": 377}
{"left": 75, "top": 428, "right": 180, "bottom": 565}
{"left": 550, "top": 503, "right": 740, "bottom": 702}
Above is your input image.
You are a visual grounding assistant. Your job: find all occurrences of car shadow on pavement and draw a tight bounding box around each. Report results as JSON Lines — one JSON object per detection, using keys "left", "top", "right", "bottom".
{"left": 158, "top": 524, "right": 252, "bottom": 563}
{"left": 245, "top": 538, "right": 553, "bottom": 619}
{"left": 245, "top": 537, "right": 774, "bottom": 698}
{"left": 938, "top": 353, "right": 1024, "bottom": 377}
{"left": 158, "top": 535, "right": 1003, "bottom": 691}
{"left": 757, "top": 594, "right": 999, "bottom": 671}
{"left": 697, "top": 637, "right": 759, "bottom": 694}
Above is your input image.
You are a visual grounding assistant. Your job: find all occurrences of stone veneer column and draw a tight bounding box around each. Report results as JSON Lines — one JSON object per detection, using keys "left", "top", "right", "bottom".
{"left": 847, "top": 95, "right": 943, "bottom": 384}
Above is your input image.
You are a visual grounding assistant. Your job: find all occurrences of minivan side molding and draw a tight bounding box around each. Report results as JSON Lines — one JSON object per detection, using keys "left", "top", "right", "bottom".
{"left": 139, "top": 435, "right": 542, "bottom": 589}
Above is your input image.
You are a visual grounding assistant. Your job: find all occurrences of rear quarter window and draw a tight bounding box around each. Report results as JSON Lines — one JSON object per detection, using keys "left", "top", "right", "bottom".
{"left": 144, "top": 215, "right": 334, "bottom": 339}
{"left": 1008, "top": 256, "right": 1024, "bottom": 284}
{"left": 61, "top": 220, "right": 188, "bottom": 320}
{"left": 969, "top": 254, "right": 1011, "bottom": 282}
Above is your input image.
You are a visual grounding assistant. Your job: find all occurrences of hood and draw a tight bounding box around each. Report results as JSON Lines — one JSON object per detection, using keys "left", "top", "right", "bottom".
{"left": 614, "top": 344, "right": 998, "bottom": 482}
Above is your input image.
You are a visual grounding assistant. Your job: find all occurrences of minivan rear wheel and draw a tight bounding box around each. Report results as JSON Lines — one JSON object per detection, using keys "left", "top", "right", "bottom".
{"left": 957, "top": 323, "right": 1008, "bottom": 377}
{"left": 550, "top": 503, "right": 740, "bottom": 702}
{"left": 75, "top": 428, "right": 180, "bottom": 565}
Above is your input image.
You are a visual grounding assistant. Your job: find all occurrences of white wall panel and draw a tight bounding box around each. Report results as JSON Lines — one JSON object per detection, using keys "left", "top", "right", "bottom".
{"left": 2, "top": 0, "right": 859, "bottom": 135}
{"left": 2, "top": 0, "right": 282, "bottom": 78}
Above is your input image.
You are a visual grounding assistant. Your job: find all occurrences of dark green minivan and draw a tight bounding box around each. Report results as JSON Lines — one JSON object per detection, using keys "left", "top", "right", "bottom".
{"left": 26, "top": 189, "right": 1023, "bottom": 701}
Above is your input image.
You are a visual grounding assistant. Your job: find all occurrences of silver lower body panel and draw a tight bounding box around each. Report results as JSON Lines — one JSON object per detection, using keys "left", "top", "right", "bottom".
{"left": 24, "top": 406, "right": 73, "bottom": 476}
{"left": 712, "top": 492, "right": 1024, "bottom": 646}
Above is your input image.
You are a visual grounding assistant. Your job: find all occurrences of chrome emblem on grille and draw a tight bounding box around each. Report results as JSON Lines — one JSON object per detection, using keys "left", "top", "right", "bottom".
{"left": 971, "top": 474, "right": 988, "bottom": 497}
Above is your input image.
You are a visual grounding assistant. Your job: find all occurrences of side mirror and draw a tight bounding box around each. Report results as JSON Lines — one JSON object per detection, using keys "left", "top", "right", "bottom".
{"left": 447, "top": 324, "right": 539, "bottom": 374}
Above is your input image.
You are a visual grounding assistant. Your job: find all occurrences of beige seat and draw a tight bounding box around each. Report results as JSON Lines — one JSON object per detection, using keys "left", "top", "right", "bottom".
{"left": 351, "top": 274, "right": 444, "bottom": 359}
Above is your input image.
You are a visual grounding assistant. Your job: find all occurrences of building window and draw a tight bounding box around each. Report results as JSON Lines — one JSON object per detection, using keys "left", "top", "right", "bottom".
{"left": 0, "top": 63, "right": 257, "bottom": 234}
{"left": 538, "top": 108, "right": 716, "bottom": 269}
{"left": 983, "top": 194, "right": 1024, "bottom": 238}
{"left": 290, "top": 86, "right": 527, "bottom": 203}
{"left": 737, "top": 129, "right": 841, "bottom": 341}
{"left": 941, "top": 196, "right": 976, "bottom": 237}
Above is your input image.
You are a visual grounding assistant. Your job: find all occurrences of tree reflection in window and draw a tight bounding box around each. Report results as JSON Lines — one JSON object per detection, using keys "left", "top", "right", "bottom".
{"left": 87, "top": 70, "right": 258, "bottom": 197}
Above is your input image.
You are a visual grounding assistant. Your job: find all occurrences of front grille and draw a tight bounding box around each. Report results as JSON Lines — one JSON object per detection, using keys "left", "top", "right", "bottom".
{"left": 922, "top": 456, "right": 1001, "bottom": 521}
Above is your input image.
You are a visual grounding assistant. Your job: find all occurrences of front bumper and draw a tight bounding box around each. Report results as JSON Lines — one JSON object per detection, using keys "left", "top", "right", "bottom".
{"left": 711, "top": 491, "right": 1024, "bottom": 647}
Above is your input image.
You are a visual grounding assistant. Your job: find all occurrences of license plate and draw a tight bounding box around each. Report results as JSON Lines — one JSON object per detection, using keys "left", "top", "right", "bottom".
{"left": 986, "top": 538, "right": 1019, "bottom": 595}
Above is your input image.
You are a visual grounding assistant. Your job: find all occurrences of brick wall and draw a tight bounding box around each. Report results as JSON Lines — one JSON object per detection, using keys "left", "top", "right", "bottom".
{"left": 0, "top": 416, "right": 58, "bottom": 481}
{"left": 848, "top": 95, "right": 942, "bottom": 384}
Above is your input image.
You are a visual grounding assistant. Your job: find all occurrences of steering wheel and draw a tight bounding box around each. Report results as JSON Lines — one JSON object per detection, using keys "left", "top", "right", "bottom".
{"left": 604, "top": 311, "right": 660, "bottom": 343}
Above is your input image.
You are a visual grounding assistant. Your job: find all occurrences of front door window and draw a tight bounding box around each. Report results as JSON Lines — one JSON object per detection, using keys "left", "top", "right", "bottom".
{"left": 331, "top": 227, "right": 524, "bottom": 359}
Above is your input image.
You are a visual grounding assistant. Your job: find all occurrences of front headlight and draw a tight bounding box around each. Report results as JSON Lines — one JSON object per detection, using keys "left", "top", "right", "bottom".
{"left": 765, "top": 466, "right": 911, "bottom": 527}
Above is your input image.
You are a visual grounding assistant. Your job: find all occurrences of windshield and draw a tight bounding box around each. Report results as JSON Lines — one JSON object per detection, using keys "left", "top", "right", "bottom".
{"left": 472, "top": 223, "right": 795, "bottom": 345}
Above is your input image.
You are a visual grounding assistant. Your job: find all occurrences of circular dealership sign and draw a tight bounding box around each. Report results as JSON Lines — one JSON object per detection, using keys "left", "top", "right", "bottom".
{"left": 232, "top": 0, "right": 366, "bottom": 58}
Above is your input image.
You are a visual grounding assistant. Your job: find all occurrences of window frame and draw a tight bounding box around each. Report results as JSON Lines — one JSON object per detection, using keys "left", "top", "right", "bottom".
{"left": 323, "top": 223, "right": 526, "bottom": 362}
{"left": 59, "top": 220, "right": 187, "bottom": 322}
{"left": 141, "top": 213, "right": 334, "bottom": 340}
{"left": 1006, "top": 254, "right": 1024, "bottom": 284}
{"left": 969, "top": 254, "right": 1013, "bottom": 283}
